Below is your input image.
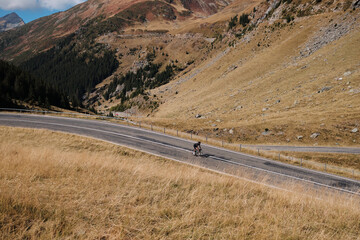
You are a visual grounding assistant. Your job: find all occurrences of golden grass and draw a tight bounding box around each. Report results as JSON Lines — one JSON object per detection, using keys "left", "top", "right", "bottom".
{"left": 280, "top": 151, "right": 360, "bottom": 169}
{"left": 278, "top": 151, "right": 360, "bottom": 177}
{"left": 1, "top": 126, "right": 360, "bottom": 239}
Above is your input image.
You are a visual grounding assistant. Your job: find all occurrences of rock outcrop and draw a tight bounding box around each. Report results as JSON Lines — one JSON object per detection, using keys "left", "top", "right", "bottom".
{"left": 0, "top": 12, "right": 25, "bottom": 32}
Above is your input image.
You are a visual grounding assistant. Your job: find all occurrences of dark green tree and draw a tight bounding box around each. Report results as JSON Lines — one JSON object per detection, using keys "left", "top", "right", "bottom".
{"left": 239, "top": 13, "right": 250, "bottom": 27}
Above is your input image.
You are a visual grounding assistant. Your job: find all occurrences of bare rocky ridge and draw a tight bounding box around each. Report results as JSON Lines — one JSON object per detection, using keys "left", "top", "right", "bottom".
{"left": 0, "top": 12, "right": 25, "bottom": 32}
{"left": 180, "top": 0, "right": 233, "bottom": 16}
{"left": 299, "top": 13, "right": 359, "bottom": 58}
{"left": 354, "top": 0, "right": 360, "bottom": 8}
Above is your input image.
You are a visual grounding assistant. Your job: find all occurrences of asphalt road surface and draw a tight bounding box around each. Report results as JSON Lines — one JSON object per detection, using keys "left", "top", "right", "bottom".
{"left": 1, "top": 113, "right": 360, "bottom": 196}
{"left": 244, "top": 144, "right": 360, "bottom": 154}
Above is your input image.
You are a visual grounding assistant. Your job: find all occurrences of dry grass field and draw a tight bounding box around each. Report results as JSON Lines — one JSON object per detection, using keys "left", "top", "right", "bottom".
{"left": 1, "top": 126, "right": 360, "bottom": 239}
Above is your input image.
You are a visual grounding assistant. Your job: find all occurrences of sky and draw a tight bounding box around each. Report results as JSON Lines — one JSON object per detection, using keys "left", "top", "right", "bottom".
{"left": 0, "top": 0, "right": 86, "bottom": 23}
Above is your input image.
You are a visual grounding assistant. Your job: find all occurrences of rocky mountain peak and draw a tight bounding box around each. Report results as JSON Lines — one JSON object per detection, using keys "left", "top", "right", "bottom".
{"left": 0, "top": 12, "right": 25, "bottom": 32}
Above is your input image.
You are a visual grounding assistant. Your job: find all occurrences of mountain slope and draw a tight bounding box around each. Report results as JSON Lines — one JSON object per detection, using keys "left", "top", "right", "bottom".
{"left": 149, "top": 1, "right": 360, "bottom": 146}
{"left": 0, "top": 12, "right": 24, "bottom": 32}
{"left": 0, "top": 0, "right": 233, "bottom": 63}
{"left": 0, "top": 0, "right": 237, "bottom": 111}
{"left": 0, "top": 0, "right": 359, "bottom": 146}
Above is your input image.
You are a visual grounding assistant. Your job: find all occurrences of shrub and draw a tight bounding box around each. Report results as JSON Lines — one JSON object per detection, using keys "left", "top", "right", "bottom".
{"left": 228, "top": 15, "right": 238, "bottom": 29}
{"left": 285, "top": 15, "right": 294, "bottom": 23}
{"left": 239, "top": 13, "right": 250, "bottom": 27}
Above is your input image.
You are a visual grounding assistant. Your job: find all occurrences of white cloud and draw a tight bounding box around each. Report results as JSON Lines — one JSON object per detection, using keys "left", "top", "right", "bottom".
{"left": 0, "top": 0, "right": 37, "bottom": 10}
{"left": 0, "top": 0, "right": 86, "bottom": 10}
{"left": 39, "top": 0, "right": 86, "bottom": 10}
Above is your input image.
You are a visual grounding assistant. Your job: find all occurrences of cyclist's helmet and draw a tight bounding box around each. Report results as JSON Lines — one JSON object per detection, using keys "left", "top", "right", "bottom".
{"left": 198, "top": 141, "right": 201, "bottom": 144}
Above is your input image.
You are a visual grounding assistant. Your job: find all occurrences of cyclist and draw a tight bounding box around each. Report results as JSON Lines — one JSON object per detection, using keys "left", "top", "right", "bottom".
{"left": 193, "top": 141, "right": 202, "bottom": 156}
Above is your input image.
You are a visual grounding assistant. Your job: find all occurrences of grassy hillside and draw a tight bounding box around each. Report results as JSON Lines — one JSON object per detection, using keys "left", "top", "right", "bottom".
{"left": 148, "top": 8, "right": 360, "bottom": 146}
{"left": 1, "top": 126, "right": 360, "bottom": 239}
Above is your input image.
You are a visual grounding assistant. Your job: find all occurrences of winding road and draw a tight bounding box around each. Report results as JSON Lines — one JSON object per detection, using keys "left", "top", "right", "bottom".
{"left": 1, "top": 113, "right": 360, "bottom": 196}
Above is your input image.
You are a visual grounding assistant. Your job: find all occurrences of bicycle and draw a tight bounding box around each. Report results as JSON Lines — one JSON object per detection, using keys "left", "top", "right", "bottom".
{"left": 193, "top": 147, "right": 202, "bottom": 156}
